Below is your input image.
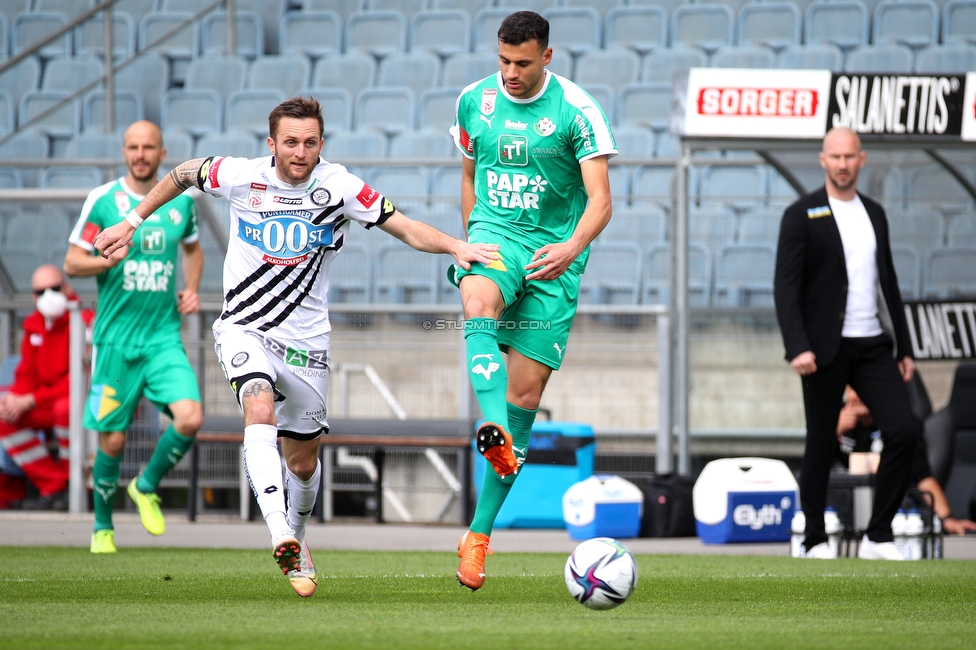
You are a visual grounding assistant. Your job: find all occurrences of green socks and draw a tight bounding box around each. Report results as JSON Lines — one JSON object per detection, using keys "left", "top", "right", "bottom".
{"left": 137, "top": 425, "right": 195, "bottom": 494}
{"left": 465, "top": 318, "right": 509, "bottom": 428}
{"left": 92, "top": 449, "right": 121, "bottom": 532}
{"left": 470, "top": 402, "right": 537, "bottom": 536}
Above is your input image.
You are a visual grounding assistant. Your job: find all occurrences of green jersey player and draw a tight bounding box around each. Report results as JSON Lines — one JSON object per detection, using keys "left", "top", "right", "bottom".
{"left": 65, "top": 121, "right": 204, "bottom": 554}
{"left": 450, "top": 11, "right": 616, "bottom": 590}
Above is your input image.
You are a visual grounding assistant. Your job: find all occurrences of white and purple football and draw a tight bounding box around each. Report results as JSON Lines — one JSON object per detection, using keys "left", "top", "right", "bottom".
{"left": 564, "top": 537, "right": 638, "bottom": 610}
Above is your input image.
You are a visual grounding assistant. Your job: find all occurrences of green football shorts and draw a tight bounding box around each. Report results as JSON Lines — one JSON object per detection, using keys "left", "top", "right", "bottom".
{"left": 84, "top": 342, "right": 201, "bottom": 432}
{"left": 450, "top": 225, "right": 580, "bottom": 370}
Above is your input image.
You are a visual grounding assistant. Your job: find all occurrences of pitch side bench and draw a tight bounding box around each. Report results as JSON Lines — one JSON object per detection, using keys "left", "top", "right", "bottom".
{"left": 187, "top": 416, "right": 475, "bottom": 524}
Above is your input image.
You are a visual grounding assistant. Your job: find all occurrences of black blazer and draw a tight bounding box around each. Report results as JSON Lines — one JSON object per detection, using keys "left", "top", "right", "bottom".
{"left": 773, "top": 186, "right": 913, "bottom": 367}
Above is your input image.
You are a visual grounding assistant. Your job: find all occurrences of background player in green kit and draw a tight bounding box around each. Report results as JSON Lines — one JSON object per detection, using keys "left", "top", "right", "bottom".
{"left": 64, "top": 120, "right": 204, "bottom": 553}
{"left": 449, "top": 11, "right": 616, "bottom": 589}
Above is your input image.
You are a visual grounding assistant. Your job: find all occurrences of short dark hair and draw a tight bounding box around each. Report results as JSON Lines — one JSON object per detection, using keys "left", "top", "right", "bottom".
{"left": 498, "top": 11, "right": 549, "bottom": 49}
{"left": 268, "top": 96, "right": 324, "bottom": 139}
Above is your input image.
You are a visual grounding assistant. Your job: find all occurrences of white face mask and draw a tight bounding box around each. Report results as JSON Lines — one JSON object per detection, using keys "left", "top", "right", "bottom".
{"left": 36, "top": 289, "right": 68, "bottom": 320}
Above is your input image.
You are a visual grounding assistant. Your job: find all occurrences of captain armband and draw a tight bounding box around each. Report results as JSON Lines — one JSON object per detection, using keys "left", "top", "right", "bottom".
{"left": 168, "top": 157, "right": 211, "bottom": 191}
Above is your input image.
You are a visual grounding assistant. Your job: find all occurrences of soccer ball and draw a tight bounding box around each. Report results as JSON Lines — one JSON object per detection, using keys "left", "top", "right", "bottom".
{"left": 564, "top": 537, "right": 638, "bottom": 610}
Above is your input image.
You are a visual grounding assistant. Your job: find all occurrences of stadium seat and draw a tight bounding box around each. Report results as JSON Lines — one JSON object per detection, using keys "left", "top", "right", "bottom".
{"left": 389, "top": 129, "right": 454, "bottom": 160}
{"left": 548, "top": 46, "right": 574, "bottom": 78}
{"left": 311, "top": 53, "right": 376, "bottom": 104}
{"left": 278, "top": 11, "right": 341, "bottom": 60}
{"left": 305, "top": 87, "right": 353, "bottom": 136}
{"left": 581, "top": 84, "right": 615, "bottom": 121}
{"left": 669, "top": 5, "right": 734, "bottom": 55}
{"left": 40, "top": 166, "right": 104, "bottom": 189}
{"left": 610, "top": 124, "right": 654, "bottom": 158}
{"left": 201, "top": 12, "right": 264, "bottom": 59}
{"left": 0, "top": 15, "right": 8, "bottom": 61}
{"left": 599, "top": 204, "right": 666, "bottom": 247}
{"left": 914, "top": 43, "right": 976, "bottom": 73}
{"left": 543, "top": 6, "right": 602, "bottom": 56}
{"left": 908, "top": 165, "right": 973, "bottom": 207}
{"left": 303, "top": 0, "right": 363, "bottom": 24}
{"left": 472, "top": 8, "right": 511, "bottom": 52}
{"left": 845, "top": 43, "right": 914, "bottom": 72}
{"left": 737, "top": 2, "right": 801, "bottom": 51}
{"left": 226, "top": 89, "right": 287, "bottom": 139}
{"left": 776, "top": 43, "right": 844, "bottom": 71}
{"left": 41, "top": 56, "right": 103, "bottom": 95}
{"left": 248, "top": 54, "right": 311, "bottom": 98}
{"left": 496, "top": 0, "right": 558, "bottom": 11}
{"left": 418, "top": 87, "right": 462, "bottom": 131}
{"left": 689, "top": 205, "right": 737, "bottom": 253}
{"left": 366, "top": 166, "right": 430, "bottom": 206}
{"left": 0, "top": 0, "right": 26, "bottom": 27}
{"left": 377, "top": 52, "right": 442, "bottom": 99}
{"left": 698, "top": 165, "right": 767, "bottom": 211}
{"left": 428, "top": 0, "right": 493, "bottom": 13}
{"left": 237, "top": 0, "right": 286, "bottom": 55}
{"left": 161, "top": 88, "right": 223, "bottom": 137}
{"left": 12, "top": 12, "right": 71, "bottom": 60}
{"left": 431, "top": 165, "right": 462, "bottom": 198}
{"left": 805, "top": 1, "right": 870, "bottom": 51}
{"left": 441, "top": 52, "right": 497, "bottom": 88}
{"left": 925, "top": 247, "right": 976, "bottom": 298}
{"left": 365, "top": 0, "right": 426, "bottom": 23}
{"left": 354, "top": 87, "right": 416, "bottom": 136}
{"left": 737, "top": 207, "right": 783, "bottom": 246}
{"left": 374, "top": 241, "right": 438, "bottom": 304}
{"left": 115, "top": 53, "right": 168, "bottom": 126}
{"left": 0, "top": 248, "right": 41, "bottom": 292}
{"left": 75, "top": 12, "right": 136, "bottom": 60}
{"left": 654, "top": 131, "right": 679, "bottom": 159}
{"left": 409, "top": 10, "right": 470, "bottom": 58}
{"left": 113, "top": 0, "right": 156, "bottom": 26}
{"left": 19, "top": 90, "right": 79, "bottom": 139}
{"left": 633, "top": 165, "right": 674, "bottom": 203}
{"left": 328, "top": 243, "right": 372, "bottom": 305}
{"left": 947, "top": 216, "right": 976, "bottom": 247}
{"left": 713, "top": 243, "right": 776, "bottom": 307}
{"left": 579, "top": 242, "right": 643, "bottom": 306}
{"left": 345, "top": 11, "right": 408, "bottom": 59}
{"left": 616, "top": 83, "right": 672, "bottom": 132}
{"left": 64, "top": 131, "right": 123, "bottom": 160}
{"left": 873, "top": 0, "right": 940, "bottom": 50}
{"left": 886, "top": 205, "right": 947, "bottom": 259}
{"left": 574, "top": 49, "right": 640, "bottom": 95}
{"left": 607, "top": 164, "right": 632, "bottom": 203}
{"left": 324, "top": 130, "right": 387, "bottom": 160}
{"left": 602, "top": 6, "right": 666, "bottom": 56}
{"left": 0, "top": 168, "right": 23, "bottom": 188}
{"left": 0, "top": 55, "right": 42, "bottom": 110}
{"left": 139, "top": 13, "right": 199, "bottom": 84}
{"left": 82, "top": 90, "right": 144, "bottom": 134}
{"left": 0, "top": 89, "right": 13, "bottom": 137}
{"left": 160, "top": 129, "right": 193, "bottom": 162}
{"left": 643, "top": 242, "right": 711, "bottom": 307}
{"left": 194, "top": 130, "right": 260, "bottom": 159}
{"left": 36, "top": 0, "right": 92, "bottom": 18}
{"left": 710, "top": 46, "right": 776, "bottom": 69}
{"left": 184, "top": 57, "right": 247, "bottom": 105}
{"left": 890, "top": 245, "right": 921, "bottom": 299}
{"left": 943, "top": 0, "right": 976, "bottom": 46}
{"left": 640, "top": 46, "right": 707, "bottom": 83}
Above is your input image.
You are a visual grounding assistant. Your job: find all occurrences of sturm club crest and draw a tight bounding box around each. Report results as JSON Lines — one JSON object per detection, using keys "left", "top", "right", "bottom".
{"left": 310, "top": 188, "right": 331, "bottom": 205}
{"left": 231, "top": 352, "right": 249, "bottom": 368}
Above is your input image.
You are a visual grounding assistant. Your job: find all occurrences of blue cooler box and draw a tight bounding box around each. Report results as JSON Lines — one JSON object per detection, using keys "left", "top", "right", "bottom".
{"left": 473, "top": 421, "right": 595, "bottom": 528}
{"left": 693, "top": 457, "right": 798, "bottom": 543}
{"left": 562, "top": 475, "right": 643, "bottom": 540}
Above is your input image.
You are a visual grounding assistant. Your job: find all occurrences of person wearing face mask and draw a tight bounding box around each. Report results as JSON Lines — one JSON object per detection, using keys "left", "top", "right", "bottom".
{"left": 0, "top": 264, "right": 93, "bottom": 509}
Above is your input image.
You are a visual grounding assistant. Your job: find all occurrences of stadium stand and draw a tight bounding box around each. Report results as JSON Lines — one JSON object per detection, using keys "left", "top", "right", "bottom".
{"left": 417, "top": 87, "right": 462, "bottom": 131}
{"left": 616, "top": 83, "right": 672, "bottom": 132}
{"left": 640, "top": 46, "right": 707, "bottom": 83}
{"left": 409, "top": 9, "right": 471, "bottom": 58}
{"left": 324, "top": 129, "right": 387, "bottom": 160}
{"left": 200, "top": 11, "right": 263, "bottom": 60}
{"left": 373, "top": 241, "right": 438, "bottom": 304}
{"left": 82, "top": 90, "right": 144, "bottom": 133}
{"left": 844, "top": 42, "right": 915, "bottom": 72}
{"left": 112, "top": 0, "right": 156, "bottom": 26}
{"left": 306, "top": 87, "right": 353, "bottom": 136}
{"left": 278, "top": 10, "right": 341, "bottom": 59}
{"left": 388, "top": 129, "right": 454, "bottom": 160}
{"left": 578, "top": 242, "right": 643, "bottom": 306}
{"left": 543, "top": 6, "right": 602, "bottom": 56}
{"left": 914, "top": 42, "right": 976, "bottom": 72}
{"left": 669, "top": 4, "right": 735, "bottom": 54}
{"left": 926, "top": 248, "right": 976, "bottom": 298}
{"left": 376, "top": 51, "right": 442, "bottom": 98}
{"left": 355, "top": 87, "right": 416, "bottom": 136}
{"left": 805, "top": 1, "right": 870, "bottom": 52}
{"left": 161, "top": 88, "right": 223, "bottom": 137}
{"left": 574, "top": 49, "right": 640, "bottom": 94}
{"left": 302, "top": 0, "right": 364, "bottom": 24}
{"left": 581, "top": 83, "right": 614, "bottom": 120}
{"left": 713, "top": 244, "right": 777, "bottom": 307}
{"left": 75, "top": 12, "right": 136, "bottom": 61}
{"left": 643, "top": 242, "right": 712, "bottom": 307}
{"left": 184, "top": 56, "right": 247, "bottom": 104}
{"left": 193, "top": 130, "right": 260, "bottom": 159}
{"left": 943, "top": 0, "right": 976, "bottom": 45}
{"left": 365, "top": 0, "right": 427, "bottom": 24}
{"left": 890, "top": 245, "right": 922, "bottom": 299}
{"left": 344, "top": 10, "right": 407, "bottom": 59}
{"left": 114, "top": 52, "right": 168, "bottom": 126}
{"left": 248, "top": 54, "right": 311, "bottom": 98}
{"left": 138, "top": 12, "right": 198, "bottom": 84}
{"left": 39, "top": 165, "right": 103, "bottom": 189}
{"left": 225, "top": 89, "right": 287, "bottom": 139}
{"left": 737, "top": 2, "right": 802, "bottom": 51}
{"left": 311, "top": 52, "right": 375, "bottom": 104}
{"left": 711, "top": 45, "right": 776, "bottom": 69}
{"left": 873, "top": 0, "right": 940, "bottom": 50}
{"left": 441, "top": 51, "right": 497, "bottom": 87}
{"left": 776, "top": 43, "right": 844, "bottom": 70}
{"left": 603, "top": 5, "right": 667, "bottom": 56}
{"left": 328, "top": 242, "right": 372, "bottom": 305}
{"left": 12, "top": 11, "right": 71, "bottom": 60}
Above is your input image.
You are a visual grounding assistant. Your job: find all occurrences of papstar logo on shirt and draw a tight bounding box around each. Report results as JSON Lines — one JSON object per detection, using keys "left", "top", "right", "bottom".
{"left": 485, "top": 171, "right": 543, "bottom": 210}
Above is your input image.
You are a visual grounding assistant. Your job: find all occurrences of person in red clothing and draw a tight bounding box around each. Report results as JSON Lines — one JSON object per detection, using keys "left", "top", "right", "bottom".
{"left": 0, "top": 264, "right": 93, "bottom": 509}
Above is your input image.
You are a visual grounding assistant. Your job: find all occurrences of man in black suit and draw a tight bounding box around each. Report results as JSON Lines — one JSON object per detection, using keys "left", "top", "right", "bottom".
{"left": 774, "top": 126, "right": 920, "bottom": 560}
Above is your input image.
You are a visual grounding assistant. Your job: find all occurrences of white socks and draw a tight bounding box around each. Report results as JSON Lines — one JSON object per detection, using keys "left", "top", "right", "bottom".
{"left": 242, "top": 424, "right": 289, "bottom": 538}
{"left": 286, "top": 460, "right": 321, "bottom": 543}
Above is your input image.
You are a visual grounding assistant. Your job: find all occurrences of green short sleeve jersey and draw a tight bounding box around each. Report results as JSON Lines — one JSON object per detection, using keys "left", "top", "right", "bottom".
{"left": 451, "top": 70, "right": 616, "bottom": 270}
{"left": 69, "top": 178, "right": 199, "bottom": 346}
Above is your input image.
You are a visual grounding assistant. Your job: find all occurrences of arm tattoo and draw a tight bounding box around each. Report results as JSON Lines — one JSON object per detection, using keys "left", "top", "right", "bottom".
{"left": 241, "top": 380, "right": 273, "bottom": 400}
{"left": 169, "top": 158, "right": 209, "bottom": 191}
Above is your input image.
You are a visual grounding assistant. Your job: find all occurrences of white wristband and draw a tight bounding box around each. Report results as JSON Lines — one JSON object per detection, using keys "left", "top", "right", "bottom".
{"left": 124, "top": 209, "right": 144, "bottom": 228}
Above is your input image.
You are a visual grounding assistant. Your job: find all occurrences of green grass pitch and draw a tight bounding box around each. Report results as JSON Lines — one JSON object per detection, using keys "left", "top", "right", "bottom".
{"left": 1, "top": 547, "right": 974, "bottom": 649}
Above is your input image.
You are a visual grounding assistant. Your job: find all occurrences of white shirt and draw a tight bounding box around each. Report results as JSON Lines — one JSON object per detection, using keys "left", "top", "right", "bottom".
{"left": 201, "top": 155, "right": 392, "bottom": 339}
{"left": 829, "top": 195, "right": 883, "bottom": 337}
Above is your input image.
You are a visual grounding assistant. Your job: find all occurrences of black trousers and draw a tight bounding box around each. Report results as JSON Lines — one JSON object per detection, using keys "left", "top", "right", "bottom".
{"left": 799, "top": 335, "right": 921, "bottom": 547}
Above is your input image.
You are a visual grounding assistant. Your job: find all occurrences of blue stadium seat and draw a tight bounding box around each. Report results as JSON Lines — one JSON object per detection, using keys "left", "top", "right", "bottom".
{"left": 201, "top": 12, "right": 264, "bottom": 59}
{"left": 40, "top": 166, "right": 104, "bottom": 189}
{"left": 737, "top": 2, "right": 801, "bottom": 51}
{"left": 160, "top": 129, "right": 194, "bottom": 163}
{"left": 36, "top": 1, "right": 89, "bottom": 19}
{"left": 0, "top": 14, "right": 7, "bottom": 59}
{"left": 278, "top": 10, "right": 341, "bottom": 60}
{"left": 548, "top": 46, "right": 574, "bottom": 78}
{"left": 305, "top": 87, "right": 353, "bottom": 136}
{"left": 640, "top": 46, "right": 707, "bottom": 83}
{"left": 603, "top": 6, "right": 667, "bottom": 56}
{"left": 303, "top": 0, "right": 364, "bottom": 24}
{"left": 237, "top": 0, "right": 286, "bottom": 55}
{"left": 41, "top": 56, "right": 103, "bottom": 95}
{"left": 345, "top": 10, "right": 407, "bottom": 59}
{"left": 805, "top": 1, "right": 870, "bottom": 51}
{"left": 82, "top": 90, "right": 144, "bottom": 133}
{"left": 698, "top": 165, "right": 767, "bottom": 210}
{"left": 311, "top": 52, "right": 375, "bottom": 104}
{"left": 113, "top": 0, "right": 156, "bottom": 26}
{"left": 776, "top": 43, "right": 844, "bottom": 71}
{"left": 389, "top": 129, "right": 454, "bottom": 160}
{"left": 366, "top": 166, "right": 430, "bottom": 207}
{"left": 428, "top": 0, "right": 493, "bottom": 14}
{"left": 374, "top": 241, "right": 438, "bottom": 304}
{"left": 226, "top": 89, "right": 287, "bottom": 139}
{"left": 441, "top": 52, "right": 497, "bottom": 88}
{"left": 767, "top": 170, "right": 804, "bottom": 204}
{"left": 574, "top": 49, "right": 640, "bottom": 95}
{"left": 418, "top": 87, "right": 462, "bottom": 131}
{"left": 431, "top": 165, "right": 461, "bottom": 197}
{"left": 248, "top": 54, "right": 311, "bottom": 98}
{"left": 377, "top": 51, "right": 442, "bottom": 98}
{"left": 75, "top": 12, "right": 136, "bottom": 60}
{"left": 139, "top": 13, "right": 199, "bottom": 84}
{"left": 710, "top": 46, "right": 776, "bottom": 69}
{"left": 115, "top": 53, "right": 168, "bottom": 126}
{"left": 632, "top": 0, "right": 691, "bottom": 13}
{"left": 914, "top": 43, "right": 976, "bottom": 72}
{"left": 184, "top": 57, "right": 247, "bottom": 105}
{"left": 0, "top": 89, "right": 13, "bottom": 136}
{"left": 599, "top": 204, "right": 666, "bottom": 247}
{"left": 355, "top": 87, "right": 416, "bottom": 135}
{"left": 890, "top": 245, "right": 921, "bottom": 299}
{"left": 610, "top": 124, "right": 654, "bottom": 158}
{"left": 161, "top": 88, "right": 223, "bottom": 137}
{"left": 926, "top": 247, "right": 976, "bottom": 298}
{"left": 324, "top": 130, "right": 387, "bottom": 160}
{"left": 543, "top": 6, "right": 602, "bottom": 56}
{"left": 689, "top": 205, "right": 737, "bottom": 253}
{"left": 562, "top": 0, "right": 625, "bottom": 20}
{"left": 845, "top": 43, "right": 914, "bottom": 72}
{"left": 908, "top": 165, "right": 973, "bottom": 205}
{"left": 365, "top": 0, "right": 426, "bottom": 23}
{"left": 0, "top": 168, "right": 23, "bottom": 188}
{"left": 713, "top": 244, "right": 776, "bottom": 307}
{"left": 64, "top": 131, "right": 123, "bottom": 160}
{"left": 947, "top": 216, "right": 976, "bottom": 247}
{"left": 581, "top": 84, "right": 615, "bottom": 121}
{"left": 328, "top": 243, "right": 372, "bottom": 305}
{"left": 496, "top": 0, "right": 559, "bottom": 11}
{"left": 943, "top": 0, "right": 976, "bottom": 46}
{"left": 194, "top": 130, "right": 260, "bottom": 158}
{"left": 409, "top": 10, "right": 470, "bottom": 58}
{"left": 616, "top": 83, "right": 672, "bottom": 132}
{"left": 737, "top": 207, "right": 783, "bottom": 246}
{"left": 607, "top": 164, "right": 632, "bottom": 203}
{"left": 0, "top": 248, "right": 41, "bottom": 291}
{"left": 886, "top": 205, "right": 947, "bottom": 258}
{"left": 643, "top": 242, "right": 711, "bottom": 307}
{"left": 670, "top": 5, "right": 734, "bottom": 55}
{"left": 12, "top": 12, "right": 71, "bottom": 60}
{"left": 19, "top": 90, "right": 79, "bottom": 139}
{"left": 472, "top": 8, "right": 510, "bottom": 52}
{"left": 654, "top": 131, "right": 679, "bottom": 159}
{"left": 633, "top": 165, "right": 674, "bottom": 202}
{"left": 873, "top": 0, "right": 940, "bottom": 50}
{"left": 579, "top": 242, "right": 643, "bottom": 306}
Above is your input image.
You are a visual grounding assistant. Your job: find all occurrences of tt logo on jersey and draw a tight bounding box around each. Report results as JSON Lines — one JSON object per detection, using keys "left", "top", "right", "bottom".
{"left": 498, "top": 135, "right": 528, "bottom": 166}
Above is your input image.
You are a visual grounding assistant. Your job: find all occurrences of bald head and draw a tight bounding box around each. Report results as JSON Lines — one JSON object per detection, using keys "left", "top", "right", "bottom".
{"left": 123, "top": 120, "right": 166, "bottom": 186}
{"left": 819, "top": 126, "right": 866, "bottom": 199}
{"left": 822, "top": 127, "right": 862, "bottom": 155}
{"left": 31, "top": 264, "right": 64, "bottom": 295}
